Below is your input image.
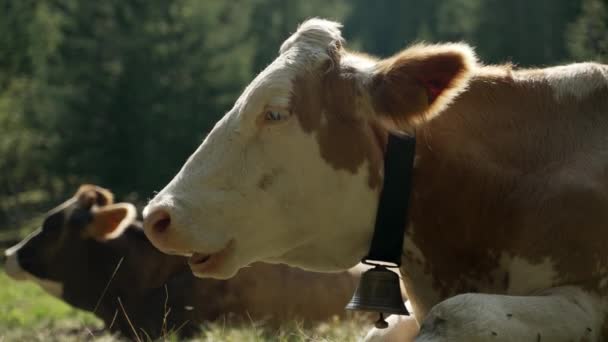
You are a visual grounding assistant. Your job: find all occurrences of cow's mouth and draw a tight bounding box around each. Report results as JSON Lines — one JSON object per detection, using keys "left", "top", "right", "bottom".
{"left": 187, "top": 239, "right": 234, "bottom": 275}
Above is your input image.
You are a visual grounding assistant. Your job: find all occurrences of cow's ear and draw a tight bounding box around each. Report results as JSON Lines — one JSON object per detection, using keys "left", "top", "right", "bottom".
{"left": 369, "top": 43, "right": 476, "bottom": 129}
{"left": 76, "top": 184, "right": 114, "bottom": 208}
{"left": 86, "top": 203, "right": 136, "bottom": 241}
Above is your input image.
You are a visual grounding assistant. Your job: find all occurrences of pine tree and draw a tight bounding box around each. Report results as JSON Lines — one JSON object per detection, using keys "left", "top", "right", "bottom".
{"left": 567, "top": 0, "right": 608, "bottom": 62}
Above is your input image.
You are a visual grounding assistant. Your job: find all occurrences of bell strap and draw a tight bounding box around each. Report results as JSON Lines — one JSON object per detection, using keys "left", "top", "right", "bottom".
{"left": 363, "top": 132, "right": 416, "bottom": 267}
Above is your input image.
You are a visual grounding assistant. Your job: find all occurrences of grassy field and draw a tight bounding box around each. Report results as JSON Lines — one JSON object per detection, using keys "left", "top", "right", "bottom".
{"left": 0, "top": 267, "right": 111, "bottom": 341}
{"left": 0, "top": 267, "right": 370, "bottom": 341}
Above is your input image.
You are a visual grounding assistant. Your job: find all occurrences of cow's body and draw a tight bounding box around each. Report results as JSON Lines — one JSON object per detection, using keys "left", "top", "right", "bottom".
{"left": 392, "top": 63, "right": 608, "bottom": 341}
{"left": 405, "top": 63, "right": 608, "bottom": 314}
{"left": 142, "top": 19, "right": 608, "bottom": 341}
{"left": 4, "top": 185, "right": 358, "bottom": 340}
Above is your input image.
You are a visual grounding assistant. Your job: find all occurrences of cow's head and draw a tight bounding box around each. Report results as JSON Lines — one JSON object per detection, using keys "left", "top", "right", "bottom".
{"left": 143, "top": 19, "right": 476, "bottom": 279}
{"left": 3, "top": 185, "right": 136, "bottom": 298}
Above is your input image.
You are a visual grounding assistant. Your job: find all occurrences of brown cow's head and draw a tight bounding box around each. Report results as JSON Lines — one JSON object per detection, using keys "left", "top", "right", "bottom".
{"left": 4, "top": 185, "right": 136, "bottom": 298}
{"left": 143, "top": 19, "right": 476, "bottom": 279}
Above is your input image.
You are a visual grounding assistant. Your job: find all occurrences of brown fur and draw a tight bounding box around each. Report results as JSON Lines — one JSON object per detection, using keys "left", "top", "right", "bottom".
{"left": 403, "top": 65, "right": 608, "bottom": 315}
{"left": 76, "top": 184, "right": 114, "bottom": 207}
{"left": 289, "top": 44, "right": 475, "bottom": 190}
{"left": 291, "top": 41, "right": 608, "bottom": 333}
{"left": 290, "top": 65, "right": 384, "bottom": 189}
{"left": 371, "top": 43, "right": 476, "bottom": 128}
{"left": 86, "top": 204, "right": 133, "bottom": 241}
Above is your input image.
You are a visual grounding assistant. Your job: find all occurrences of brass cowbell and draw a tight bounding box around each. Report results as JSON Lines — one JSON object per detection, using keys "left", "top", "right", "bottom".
{"left": 346, "top": 265, "right": 408, "bottom": 328}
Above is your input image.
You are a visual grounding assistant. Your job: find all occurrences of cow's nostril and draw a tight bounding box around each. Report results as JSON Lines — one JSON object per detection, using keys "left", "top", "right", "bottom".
{"left": 154, "top": 217, "right": 171, "bottom": 234}
{"left": 144, "top": 209, "right": 172, "bottom": 236}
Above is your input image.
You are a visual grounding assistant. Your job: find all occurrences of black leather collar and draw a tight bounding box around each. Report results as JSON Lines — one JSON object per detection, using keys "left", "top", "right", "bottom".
{"left": 362, "top": 132, "right": 416, "bottom": 267}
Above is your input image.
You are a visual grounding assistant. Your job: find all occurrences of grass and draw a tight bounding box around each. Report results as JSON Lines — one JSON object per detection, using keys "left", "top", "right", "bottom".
{"left": 0, "top": 267, "right": 110, "bottom": 341}
{"left": 0, "top": 267, "right": 370, "bottom": 341}
{"left": 0, "top": 269, "right": 99, "bottom": 328}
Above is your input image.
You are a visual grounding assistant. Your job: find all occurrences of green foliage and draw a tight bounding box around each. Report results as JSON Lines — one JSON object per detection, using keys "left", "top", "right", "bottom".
{"left": 248, "top": 0, "right": 349, "bottom": 71}
{"left": 567, "top": 0, "right": 608, "bottom": 62}
{"left": 344, "top": 0, "right": 587, "bottom": 66}
{"left": 38, "top": 0, "right": 256, "bottom": 196}
{"left": 472, "top": 0, "right": 582, "bottom": 66}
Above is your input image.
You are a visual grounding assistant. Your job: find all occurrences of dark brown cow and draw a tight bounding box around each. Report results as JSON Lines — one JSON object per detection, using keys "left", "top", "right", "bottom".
{"left": 3, "top": 185, "right": 358, "bottom": 340}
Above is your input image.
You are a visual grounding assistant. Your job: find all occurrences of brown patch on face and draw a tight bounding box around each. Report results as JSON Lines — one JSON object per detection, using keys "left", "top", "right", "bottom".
{"left": 290, "top": 65, "right": 384, "bottom": 189}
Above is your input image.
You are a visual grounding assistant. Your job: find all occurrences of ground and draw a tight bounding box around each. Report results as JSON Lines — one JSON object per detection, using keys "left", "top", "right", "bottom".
{"left": 0, "top": 268, "right": 369, "bottom": 341}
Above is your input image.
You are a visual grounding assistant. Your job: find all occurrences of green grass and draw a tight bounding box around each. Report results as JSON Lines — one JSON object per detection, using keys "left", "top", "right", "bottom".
{"left": 0, "top": 267, "right": 370, "bottom": 341}
{"left": 0, "top": 267, "right": 111, "bottom": 341}
{"left": 0, "top": 268, "right": 100, "bottom": 328}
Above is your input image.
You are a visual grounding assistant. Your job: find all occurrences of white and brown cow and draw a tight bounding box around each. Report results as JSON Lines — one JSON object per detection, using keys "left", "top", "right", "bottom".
{"left": 142, "top": 18, "right": 608, "bottom": 341}
{"left": 3, "top": 185, "right": 358, "bottom": 340}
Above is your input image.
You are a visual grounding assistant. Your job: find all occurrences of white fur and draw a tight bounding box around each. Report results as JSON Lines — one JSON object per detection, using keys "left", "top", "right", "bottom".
{"left": 279, "top": 18, "right": 344, "bottom": 55}
{"left": 145, "top": 101, "right": 378, "bottom": 278}
{"left": 364, "top": 314, "right": 419, "bottom": 342}
{"left": 501, "top": 254, "right": 558, "bottom": 294}
{"left": 401, "top": 237, "right": 441, "bottom": 319}
{"left": 416, "top": 287, "right": 603, "bottom": 341}
{"left": 545, "top": 63, "right": 608, "bottom": 100}
{"left": 143, "top": 19, "right": 379, "bottom": 279}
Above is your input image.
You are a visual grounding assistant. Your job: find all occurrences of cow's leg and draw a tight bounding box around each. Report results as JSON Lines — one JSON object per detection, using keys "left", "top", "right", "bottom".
{"left": 416, "top": 286, "right": 604, "bottom": 342}
{"left": 363, "top": 315, "right": 419, "bottom": 342}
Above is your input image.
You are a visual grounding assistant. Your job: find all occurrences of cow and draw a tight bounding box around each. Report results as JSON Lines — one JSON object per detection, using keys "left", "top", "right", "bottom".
{"left": 3, "top": 184, "right": 359, "bottom": 340}
{"left": 142, "top": 18, "right": 608, "bottom": 341}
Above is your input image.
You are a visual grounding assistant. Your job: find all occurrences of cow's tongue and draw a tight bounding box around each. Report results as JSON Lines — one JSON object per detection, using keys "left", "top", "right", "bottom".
{"left": 189, "top": 253, "right": 211, "bottom": 265}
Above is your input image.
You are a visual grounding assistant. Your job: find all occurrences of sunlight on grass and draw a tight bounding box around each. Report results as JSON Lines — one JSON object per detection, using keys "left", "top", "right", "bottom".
{"left": 0, "top": 267, "right": 102, "bottom": 329}
{"left": 196, "top": 315, "right": 369, "bottom": 342}
{"left": 0, "top": 266, "right": 371, "bottom": 341}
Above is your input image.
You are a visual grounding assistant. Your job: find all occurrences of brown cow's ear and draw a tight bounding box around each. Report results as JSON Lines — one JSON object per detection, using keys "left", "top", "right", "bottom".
{"left": 370, "top": 43, "right": 476, "bottom": 129}
{"left": 75, "top": 184, "right": 114, "bottom": 208}
{"left": 86, "top": 203, "right": 136, "bottom": 241}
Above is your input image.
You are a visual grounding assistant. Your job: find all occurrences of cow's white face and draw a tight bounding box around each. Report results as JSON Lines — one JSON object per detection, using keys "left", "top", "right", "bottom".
{"left": 144, "top": 20, "right": 383, "bottom": 279}
{"left": 143, "top": 19, "right": 476, "bottom": 279}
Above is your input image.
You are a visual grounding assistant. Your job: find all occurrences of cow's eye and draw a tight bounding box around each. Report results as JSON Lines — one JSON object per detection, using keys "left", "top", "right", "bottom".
{"left": 264, "top": 109, "right": 289, "bottom": 122}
